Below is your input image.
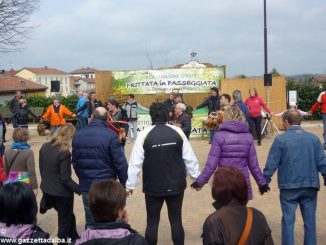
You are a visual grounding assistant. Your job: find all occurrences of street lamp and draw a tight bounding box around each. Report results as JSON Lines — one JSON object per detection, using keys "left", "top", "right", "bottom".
{"left": 263, "top": 0, "right": 272, "bottom": 106}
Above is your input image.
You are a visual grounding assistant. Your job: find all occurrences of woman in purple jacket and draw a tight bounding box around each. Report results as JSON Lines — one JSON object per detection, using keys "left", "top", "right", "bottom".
{"left": 191, "top": 105, "right": 269, "bottom": 199}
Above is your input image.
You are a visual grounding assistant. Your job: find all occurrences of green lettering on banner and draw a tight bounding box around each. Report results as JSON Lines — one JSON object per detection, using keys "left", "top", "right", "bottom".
{"left": 136, "top": 105, "right": 209, "bottom": 139}
{"left": 112, "top": 67, "right": 224, "bottom": 95}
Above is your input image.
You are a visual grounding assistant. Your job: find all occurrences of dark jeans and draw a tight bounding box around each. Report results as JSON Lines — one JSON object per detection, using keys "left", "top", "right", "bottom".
{"left": 280, "top": 188, "right": 318, "bottom": 245}
{"left": 248, "top": 115, "right": 262, "bottom": 143}
{"left": 41, "top": 193, "right": 79, "bottom": 242}
{"left": 81, "top": 192, "right": 95, "bottom": 229}
{"left": 77, "top": 116, "right": 88, "bottom": 130}
{"left": 145, "top": 192, "right": 185, "bottom": 245}
{"left": 209, "top": 129, "right": 215, "bottom": 142}
{"left": 12, "top": 117, "right": 17, "bottom": 128}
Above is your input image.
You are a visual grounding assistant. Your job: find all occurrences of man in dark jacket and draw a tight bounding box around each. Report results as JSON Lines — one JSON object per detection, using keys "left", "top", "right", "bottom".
{"left": 171, "top": 93, "right": 193, "bottom": 120}
{"left": 164, "top": 92, "right": 176, "bottom": 113}
{"left": 263, "top": 110, "right": 326, "bottom": 245}
{"left": 172, "top": 103, "right": 191, "bottom": 139}
{"left": 232, "top": 90, "right": 249, "bottom": 121}
{"left": 195, "top": 87, "right": 220, "bottom": 114}
{"left": 72, "top": 107, "right": 128, "bottom": 228}
{"left": 126, "top": 103, "right": 200, "bottom": 245}
{"left": 9, "top": 90, "right": 23, "bottom": 128}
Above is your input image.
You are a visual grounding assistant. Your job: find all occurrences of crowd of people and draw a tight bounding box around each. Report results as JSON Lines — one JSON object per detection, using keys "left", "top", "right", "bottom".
{"left": 0, "top": 88, "right": 325, "bottom": 245}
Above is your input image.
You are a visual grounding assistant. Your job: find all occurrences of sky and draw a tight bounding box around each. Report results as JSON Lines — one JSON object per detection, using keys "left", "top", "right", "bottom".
{"left": 0, "top": 0, "right": 325, "bottom": 76}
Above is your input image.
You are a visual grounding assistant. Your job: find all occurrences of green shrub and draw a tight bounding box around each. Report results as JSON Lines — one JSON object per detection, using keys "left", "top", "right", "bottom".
{"left": 287, "top": 79, "right": 322, "bottom": 120}
{"left": 26, "top": 94, "right": 79, "bottom": 112}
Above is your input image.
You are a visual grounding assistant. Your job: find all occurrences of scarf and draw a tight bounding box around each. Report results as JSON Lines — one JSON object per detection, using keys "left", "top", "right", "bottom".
{"left": 11, "top": 142, "right": 30, "bottom": 149}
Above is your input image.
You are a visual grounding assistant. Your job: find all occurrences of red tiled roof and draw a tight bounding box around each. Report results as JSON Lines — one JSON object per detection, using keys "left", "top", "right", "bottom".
{"left": 313, "top": 76, "right": 326, "bottom": 82}
{"left": 0, "top": 75, "right": 47, "bottom": 93}
{"left": 70, "top": 76, "right": 95, "bottom": 84}
{"left": 71, "top": 67, "right": 97, "bottom": 74}
{"left": 20, "top": 67, "right": 67, "bottom": 75}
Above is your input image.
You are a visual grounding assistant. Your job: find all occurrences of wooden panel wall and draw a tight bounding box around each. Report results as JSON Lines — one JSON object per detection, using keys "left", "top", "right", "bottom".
{"left": 220, "top": 76, "right": 287, "bottom": 128}
{"left": 95, "top": 70, "right": 286, "bottom": 129}
{"left": 95, "top": 71, "right": 113, "bottom": 103}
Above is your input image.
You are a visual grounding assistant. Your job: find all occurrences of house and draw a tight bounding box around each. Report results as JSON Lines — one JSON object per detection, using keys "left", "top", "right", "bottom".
{"left": 70, "top": 76, "right": 95, "bottom": 93}
{"left": 71, "top": 67, "right": 96, "bottom": 79}
{"left": 0, "top": 71, "right": 47, "bottom": 105}
{"left": 15, "top": 67, "right": 70, "bottom": 96}
{"left": 312, "top": 75, "right": 326, "bottom": 88}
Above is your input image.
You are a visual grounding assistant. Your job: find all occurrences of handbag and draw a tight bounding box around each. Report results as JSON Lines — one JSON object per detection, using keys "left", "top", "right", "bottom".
{"left": 3, "top": 150, "right": 31, "bottom": 185}
{"left": 237, "top": 207, "right": 253, "bottom": 245}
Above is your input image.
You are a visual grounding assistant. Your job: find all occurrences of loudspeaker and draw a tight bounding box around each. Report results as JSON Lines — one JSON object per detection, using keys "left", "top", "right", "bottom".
{"left": 264, "top": 73, "right": 272, "bottom": 86}
{"left": 51, "top": 80, "right": 60, "bottom": 92}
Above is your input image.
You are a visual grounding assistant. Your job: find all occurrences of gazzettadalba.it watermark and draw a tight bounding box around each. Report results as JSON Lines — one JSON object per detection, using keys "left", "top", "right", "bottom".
{"left": 0, "top": 237, "right": 72, "bottom": 244}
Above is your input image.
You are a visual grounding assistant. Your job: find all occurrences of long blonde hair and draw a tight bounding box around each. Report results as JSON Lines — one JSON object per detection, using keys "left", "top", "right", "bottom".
{"left": 52, "top": 123, "right": 76, "bottom": 152}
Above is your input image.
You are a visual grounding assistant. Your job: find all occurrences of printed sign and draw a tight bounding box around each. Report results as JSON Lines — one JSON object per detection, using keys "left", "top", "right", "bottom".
{"left": 112, "top": 67, "right": 225, "bottom": 94}
{"left": 134, "top": 105, "right": 209, "bottom": 139}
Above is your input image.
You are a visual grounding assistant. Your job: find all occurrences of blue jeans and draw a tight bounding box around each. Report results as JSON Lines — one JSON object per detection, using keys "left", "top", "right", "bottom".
{"left": 51, "top": 125, "right": 60, "bottom": 134}
{"left": 322, "top": 114, "right": 326, "bottom": 148}
{"left": 280, "top": 188, "right": 318, "bottom": 245}
{"left": 77, "top": 116, "right": 88, "bottom": 130}
{"left": 81, "top": 192, "right": 95, "bottom": 229}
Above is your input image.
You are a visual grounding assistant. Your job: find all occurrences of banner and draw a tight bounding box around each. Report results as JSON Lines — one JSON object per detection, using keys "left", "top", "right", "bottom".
{"left": 135, "top": 105, "right": 209, "bottom": 139}
{"left": 112, "top": 67, "right": 225, "bottom": 94}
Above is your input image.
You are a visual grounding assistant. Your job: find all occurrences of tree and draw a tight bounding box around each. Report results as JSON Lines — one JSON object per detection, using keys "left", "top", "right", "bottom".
{"left": 271, "top": 68, "right": 281, "bottom": 76}
{"left": 0, "top": 0, "right": 40, "bottom": 53}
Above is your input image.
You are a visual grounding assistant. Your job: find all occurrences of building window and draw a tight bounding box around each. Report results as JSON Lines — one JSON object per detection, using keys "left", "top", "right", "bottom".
{"left": 38, "top": 77, "right": 41, "bottom": 83}
{"left": 65, "top": 77, "right": 67, "bottom": 84}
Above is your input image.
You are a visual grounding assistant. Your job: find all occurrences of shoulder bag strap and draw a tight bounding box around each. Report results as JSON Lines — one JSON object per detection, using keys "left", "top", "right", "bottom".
{"left": 237, "top": 207, "right": 253, "bottom": 245}
{"left": 8, "top": 150, "right": 21, "bottom": 172}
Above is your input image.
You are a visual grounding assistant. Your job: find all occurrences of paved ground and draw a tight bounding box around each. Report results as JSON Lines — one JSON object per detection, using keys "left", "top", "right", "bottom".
{"left": 4, "top": 122, "right": 326, "bottom": 244}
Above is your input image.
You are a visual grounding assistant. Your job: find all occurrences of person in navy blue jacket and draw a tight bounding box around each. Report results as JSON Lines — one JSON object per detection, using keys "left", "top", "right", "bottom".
{"left": 72, "top": 107, "right": 128, "bottom": 229}
{"left": 232, "top": 90, "right": 249, "bottom": 122}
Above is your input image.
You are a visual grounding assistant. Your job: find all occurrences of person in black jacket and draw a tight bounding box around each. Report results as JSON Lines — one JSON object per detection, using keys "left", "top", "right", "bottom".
{"left": 164, "top": 92, "right": 176, "bottom": 114}
{"left": 39, "top": 123, "right": 80, "bottom": 242}
{"left": 171, "top": 103, "right": 191, "bottom": 139}
{"left": 8, "top": 99, "right": 38, "bottom": 128}
{"left": 0, "top": 182, "right": 52, "bottom": 245}
{"left": 72, "top": 107, "right": 128, "bottom": 229}
{"left": 72, "top": 180, "right": 148, "bottom": 245}
{"left": 9, "top": 91, "right": 23, "bottom": 128}
{"left": 195, "top": 87, "right": 221, "bottom": 142}
{"left": 126, "top": 103, "right": 200, "bottom": 245}
{"left": 88, "top": 92, "right": 102, "bottom": 119}
{"left": 107, "top": 99, "right": 129, "bottom": 147}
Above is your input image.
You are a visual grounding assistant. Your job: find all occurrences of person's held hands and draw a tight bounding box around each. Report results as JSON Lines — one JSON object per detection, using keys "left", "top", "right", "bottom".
{"left": 126, "top": 189, "right": 133, "bottom": 197}
{"left": 190, "top": 181, "right": 203, "bottom": 191}
{"left": 259, "top": 184, "right": 270, "bottom": 195}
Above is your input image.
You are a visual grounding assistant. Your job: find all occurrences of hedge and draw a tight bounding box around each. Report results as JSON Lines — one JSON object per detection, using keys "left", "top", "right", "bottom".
{"left": 286, "top": 79, "right": 324, "bottom": 120}
{"left": 26, "top": 94, "right": 79, "bottom": 112}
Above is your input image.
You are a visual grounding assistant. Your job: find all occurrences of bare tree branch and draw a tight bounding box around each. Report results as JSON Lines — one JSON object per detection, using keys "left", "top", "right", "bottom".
{"left": 0, "top": 0, "right": 40, "bottom": 53}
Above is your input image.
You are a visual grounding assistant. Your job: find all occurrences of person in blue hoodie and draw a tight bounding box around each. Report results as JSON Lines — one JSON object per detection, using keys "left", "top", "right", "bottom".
{"left": 76, "top": 91, "right": 89, "bottom": 130}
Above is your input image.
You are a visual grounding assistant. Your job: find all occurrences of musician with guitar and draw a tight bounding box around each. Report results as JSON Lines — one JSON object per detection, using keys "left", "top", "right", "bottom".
{"left": 107, "top": 99, "right": 129, "bottom": 149}
{"left": 195, "top": 87, "right": 221, "bottom": 143}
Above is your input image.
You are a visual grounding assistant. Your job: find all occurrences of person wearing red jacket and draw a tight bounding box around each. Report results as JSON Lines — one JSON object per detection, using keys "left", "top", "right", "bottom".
{"left": 309, "top": 91, "right": 326, "bottom": 149}
{"left": 245, "top": 88, "right": 272, "bottom": 146}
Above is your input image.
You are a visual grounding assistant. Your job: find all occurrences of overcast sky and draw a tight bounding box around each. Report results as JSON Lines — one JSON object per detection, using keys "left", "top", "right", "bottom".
{"left": 0, "top": 0, "right": 325, "bottom": 76}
